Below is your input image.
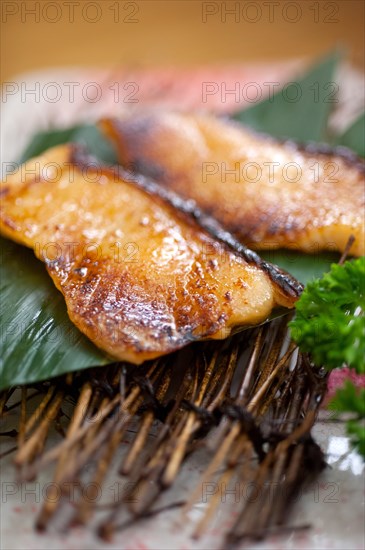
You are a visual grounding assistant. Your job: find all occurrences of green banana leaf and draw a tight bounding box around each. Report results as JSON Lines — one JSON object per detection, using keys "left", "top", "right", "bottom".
{"left": 232, "top": 50, "right": 341, "bottom": 142}
{"left": 19, "top": 124, "right": 118, "bottom": 165}
{"left": 261, "top": 250, "right": 339, "bottom": 285}
{"left": 0, "top": 236, "right": 110, "bottom": 389}
{"left": 0, "top": 51, "right": 355, "bottom": 391}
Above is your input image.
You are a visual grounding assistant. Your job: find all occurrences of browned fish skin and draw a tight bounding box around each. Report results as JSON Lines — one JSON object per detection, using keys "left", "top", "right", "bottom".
{"left": 101, "top": 112, "right": 365, "bottom": 256}
{"left": 0, "top": 145, "right": 300, "bottom": 365}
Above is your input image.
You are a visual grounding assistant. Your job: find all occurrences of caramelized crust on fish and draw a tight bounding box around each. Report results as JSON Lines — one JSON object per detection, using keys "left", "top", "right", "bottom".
{"left": 101, "top": 112, "right": 365, "bottom": 256}
{"left": 0, "top": 145, "right": 300, "bottom": 364}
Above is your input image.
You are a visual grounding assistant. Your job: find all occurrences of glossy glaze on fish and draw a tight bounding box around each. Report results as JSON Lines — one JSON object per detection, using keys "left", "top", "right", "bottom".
{"left": 101, "top": 112, "right": 365, "bottom": 256}
{"left": 0, "top": 145, "right": 301, "bottom": 364}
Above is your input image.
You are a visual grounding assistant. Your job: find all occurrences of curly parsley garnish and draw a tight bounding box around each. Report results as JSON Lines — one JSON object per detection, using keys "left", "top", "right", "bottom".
{"left": 290, "top": 257, "right": 365, "bottom": 457}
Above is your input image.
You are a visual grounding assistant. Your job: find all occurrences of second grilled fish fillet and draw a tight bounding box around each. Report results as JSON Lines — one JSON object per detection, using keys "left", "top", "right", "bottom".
{"left": 101, "top": 112, "right": 365, "bottom": 256}
{"left": 0, "top": 145, "right": 301, "bottom": 365}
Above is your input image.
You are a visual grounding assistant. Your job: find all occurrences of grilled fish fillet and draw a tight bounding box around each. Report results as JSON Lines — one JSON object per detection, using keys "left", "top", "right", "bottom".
{"left": 101, "top": 112, "right": 365, "bottom": 256}
{"left": 0, "top": 145, "right": 301, "bottom": 364}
